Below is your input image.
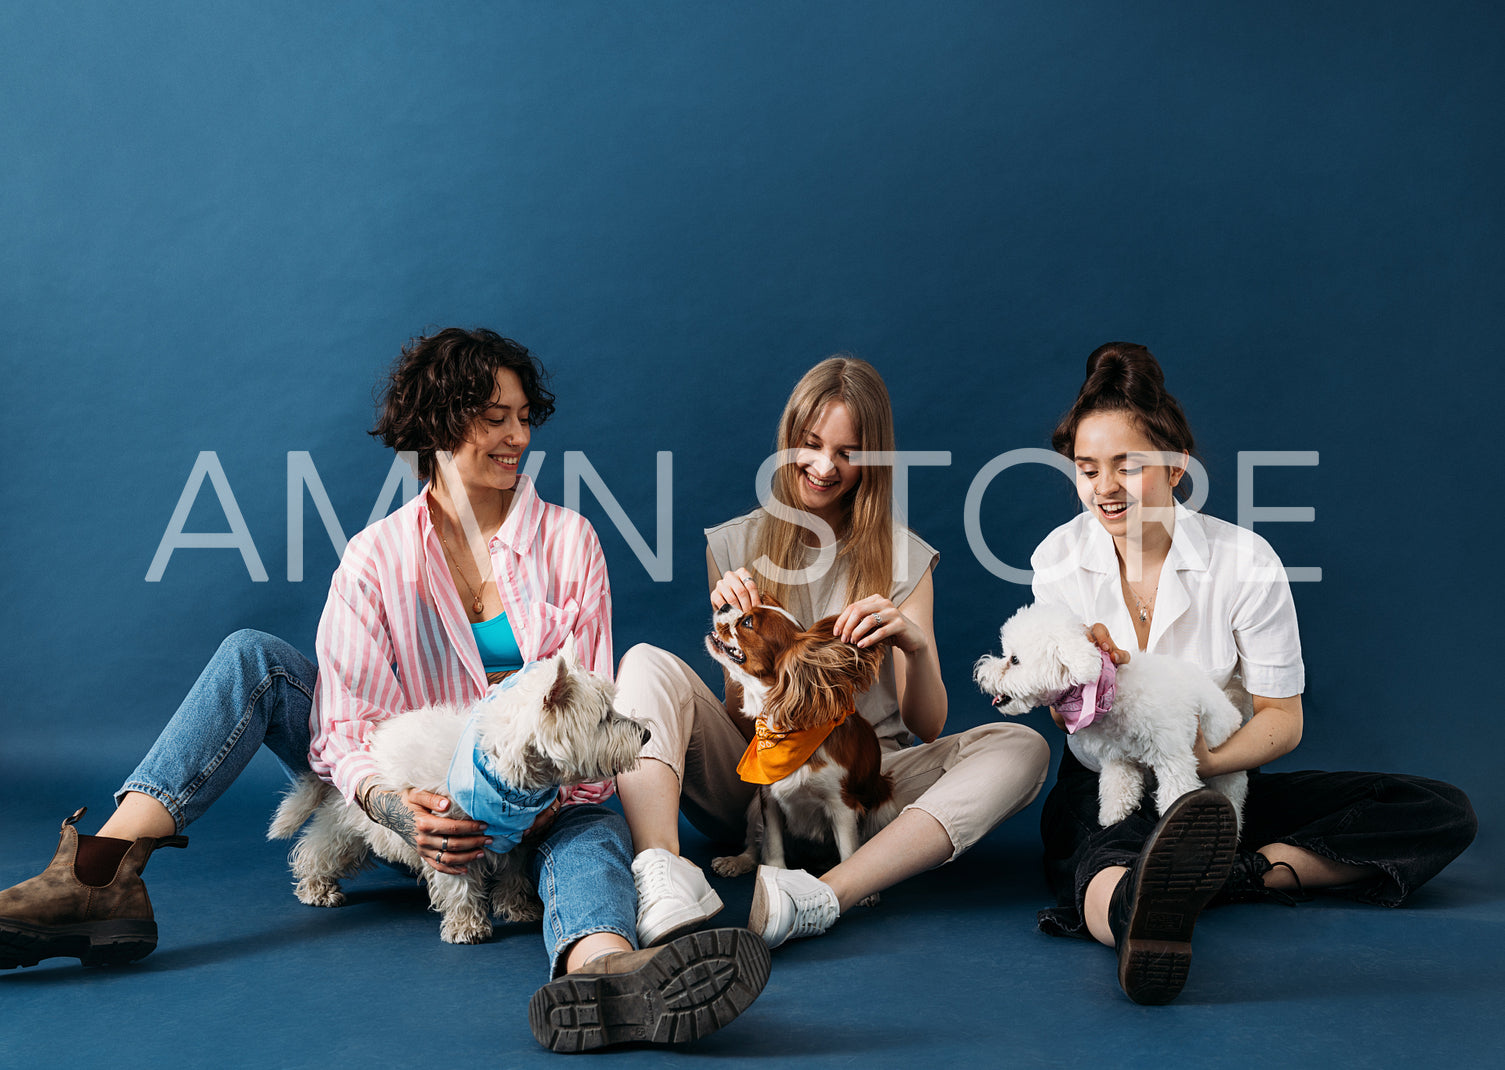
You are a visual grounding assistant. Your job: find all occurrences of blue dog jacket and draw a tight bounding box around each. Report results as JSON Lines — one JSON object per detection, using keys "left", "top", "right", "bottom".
{"left": 446, "top": 664, "right": 560, "bottom": 852}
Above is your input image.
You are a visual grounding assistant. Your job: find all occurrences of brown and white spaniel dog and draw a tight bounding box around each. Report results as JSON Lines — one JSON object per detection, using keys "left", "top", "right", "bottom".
{"left": 704, "top": 599, "right": 898, "bottom": 882}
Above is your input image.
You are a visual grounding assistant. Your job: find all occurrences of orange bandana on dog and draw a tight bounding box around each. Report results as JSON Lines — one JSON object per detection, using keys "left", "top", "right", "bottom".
{"left": 736, "top": 708, "right": 853, "bottom": 785}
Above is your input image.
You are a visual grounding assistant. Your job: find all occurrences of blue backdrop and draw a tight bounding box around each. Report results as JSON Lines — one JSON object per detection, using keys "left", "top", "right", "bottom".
{"left": 3, "top": 1, "right": 1500, "bottom": 835}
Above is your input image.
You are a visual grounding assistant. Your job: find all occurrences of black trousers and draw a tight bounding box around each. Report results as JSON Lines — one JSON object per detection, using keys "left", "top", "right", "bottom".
{"left": 1038, "top": 746, "right": 1478, "bottom": 938}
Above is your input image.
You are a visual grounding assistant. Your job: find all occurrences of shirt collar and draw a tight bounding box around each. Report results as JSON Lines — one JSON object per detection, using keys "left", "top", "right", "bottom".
{"left": 1076, "top": 501, "right": 1210, "bottom": 575}
{"left": 490, "top": 474, "right": 543, "bottom": 556}
{"left": 418, "top": 473, "right": 544, "bottom": 556}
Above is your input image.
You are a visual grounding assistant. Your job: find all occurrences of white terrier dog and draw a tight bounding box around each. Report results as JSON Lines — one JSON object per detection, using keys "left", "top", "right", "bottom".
{"left": 268, "top": 638, "right": 649, "bottom": 944}
{"left": 973, "top": 602, "right": 1246, "bottom": 829}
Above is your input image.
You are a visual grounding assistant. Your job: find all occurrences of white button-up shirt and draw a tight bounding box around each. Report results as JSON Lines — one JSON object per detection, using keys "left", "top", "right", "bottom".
{"left": 1030, "top": 503, "right": 1304, "bottom": 770}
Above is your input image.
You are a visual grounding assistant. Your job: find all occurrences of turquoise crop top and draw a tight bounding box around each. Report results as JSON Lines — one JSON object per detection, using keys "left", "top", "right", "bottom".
{"left": 470, "top": 612, "right": 524, "bottom": 674}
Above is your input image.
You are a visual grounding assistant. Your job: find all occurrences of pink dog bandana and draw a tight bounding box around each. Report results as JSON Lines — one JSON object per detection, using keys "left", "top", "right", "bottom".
{"left": 1049, "top": 649, "right": 1118, "bottom": 734}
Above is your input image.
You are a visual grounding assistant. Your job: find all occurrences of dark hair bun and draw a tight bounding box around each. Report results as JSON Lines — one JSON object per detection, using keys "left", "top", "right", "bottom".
{"left": 1051, "top": 342, "right": 1197, "bottom": 478}
{"left": 1084, "top": 341, "right": 1165, "bottom": 401}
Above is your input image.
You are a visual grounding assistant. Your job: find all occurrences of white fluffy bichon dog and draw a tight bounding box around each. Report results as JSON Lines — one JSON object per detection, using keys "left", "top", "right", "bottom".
{"left": 268, "top": 638, "right": 649, "bottom": 944}
{"left": 973, "top": 602, "right": 1247, "bottom": 830}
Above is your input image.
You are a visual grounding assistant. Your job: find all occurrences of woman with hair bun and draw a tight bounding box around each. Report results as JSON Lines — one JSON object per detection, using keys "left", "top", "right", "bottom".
{"left": 615, "top": 355, "right": 1051, "bottom": 951}
{"left": 1031, "top": 341, "right": 1477, "bottom": 1005}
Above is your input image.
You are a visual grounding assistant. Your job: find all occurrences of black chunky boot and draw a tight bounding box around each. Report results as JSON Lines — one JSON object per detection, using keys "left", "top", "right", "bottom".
{"left": 1107, "top": 789, "right": 1238, "bottom": 1004}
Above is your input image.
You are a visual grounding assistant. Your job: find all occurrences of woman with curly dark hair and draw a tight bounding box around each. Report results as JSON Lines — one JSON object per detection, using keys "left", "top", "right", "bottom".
{"left": 0, "top": 327, "right": 768, "bottom": 1052}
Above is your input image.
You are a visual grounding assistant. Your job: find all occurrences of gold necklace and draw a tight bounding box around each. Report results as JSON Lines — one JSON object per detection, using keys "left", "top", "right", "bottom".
{"left": 436, "top": 522, "right": 492, "bottom": 617}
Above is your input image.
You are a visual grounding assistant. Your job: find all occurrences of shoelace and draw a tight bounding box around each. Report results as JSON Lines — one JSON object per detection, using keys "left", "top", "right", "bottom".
{"left": 1261, "top": 859, "right": 1310, "bottom": 906}
{"left": 635, "top": 854, "right": 678, "bottom": 904}
{"left": 785, "top": 886, "right": 839, "bottom": 939}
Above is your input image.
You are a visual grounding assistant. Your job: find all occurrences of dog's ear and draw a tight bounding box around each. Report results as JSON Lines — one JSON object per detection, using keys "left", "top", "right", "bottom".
{"left": 807, "top": 615, "right": 887, "bottom": 693}
{"left": 561, "top": 632, "right": 579, "bottom": 666}
{"left": 766, "top": 626, "right": 882, "bottom": 730}
{"left": 1043, "top": 615, "right": 1103, "bottom": 688}
{"left": 543, "top": 655, "right": 573, "bottom": 713}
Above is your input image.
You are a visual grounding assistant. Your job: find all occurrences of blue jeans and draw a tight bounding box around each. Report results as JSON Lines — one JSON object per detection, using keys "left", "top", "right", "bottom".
{"left": 529, "top": 803, "right": 638, "bottom": 977}
{"left": 118, "top": 629, "right": 317, "bottom": 828}
{"left": 118, "top": 629, "right": 638, "bottom": 975}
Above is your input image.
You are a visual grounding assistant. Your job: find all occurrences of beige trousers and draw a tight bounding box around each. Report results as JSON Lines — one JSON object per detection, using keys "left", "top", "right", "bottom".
{"left": 614, "top": 643, "right": 1051, "bottom": 860}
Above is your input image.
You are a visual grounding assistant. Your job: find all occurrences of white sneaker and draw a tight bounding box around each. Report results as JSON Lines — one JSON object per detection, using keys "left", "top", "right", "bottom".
{"left": 631, "top": 848, "right": 724, "bottom": 947}
{"left": 748, "top": 865, "right": 840, "bottom": 948}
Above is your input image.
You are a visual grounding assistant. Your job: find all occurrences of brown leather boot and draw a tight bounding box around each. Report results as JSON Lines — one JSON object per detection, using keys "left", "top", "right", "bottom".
{"left": 0, "top": 807, "right": 187, "bottom": 969}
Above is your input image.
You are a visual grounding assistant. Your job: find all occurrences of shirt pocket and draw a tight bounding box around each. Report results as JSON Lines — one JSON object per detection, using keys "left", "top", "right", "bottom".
{"left": 516, "top": 598, "right": 581, "bottom": 661}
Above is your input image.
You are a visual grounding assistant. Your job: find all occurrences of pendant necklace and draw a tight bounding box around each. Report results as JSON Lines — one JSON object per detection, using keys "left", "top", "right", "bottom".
{"left": 438, "top": 523, "right": 492, "bottom": 617}
{"left": 1124, "top": 576, "right": 1159, "bottom": 623}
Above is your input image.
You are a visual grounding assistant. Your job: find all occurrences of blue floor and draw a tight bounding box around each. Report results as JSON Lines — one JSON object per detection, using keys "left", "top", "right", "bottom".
{"left": 1, "top": 744, "right": 1500, "bottom": 1070}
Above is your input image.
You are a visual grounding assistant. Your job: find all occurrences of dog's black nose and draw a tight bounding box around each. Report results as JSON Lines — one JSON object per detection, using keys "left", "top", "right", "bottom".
{"left": 717, "top": 603, "right": 732, "bottom": 614}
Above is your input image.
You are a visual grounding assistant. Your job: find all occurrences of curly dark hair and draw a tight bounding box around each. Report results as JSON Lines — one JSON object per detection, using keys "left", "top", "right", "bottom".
{"left": 370, "top": 327, "right": 556, "bottom": 482}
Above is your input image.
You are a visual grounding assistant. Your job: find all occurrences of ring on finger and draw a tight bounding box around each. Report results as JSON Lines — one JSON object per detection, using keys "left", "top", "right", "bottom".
{"left": 871, "top": 613, "right": 884, "bottom": 625}
{"left": 441, "top": 835, "right": 449, "bottom": 852}
{"left": 437, "top": 850, "right": 446, "bottom": 864}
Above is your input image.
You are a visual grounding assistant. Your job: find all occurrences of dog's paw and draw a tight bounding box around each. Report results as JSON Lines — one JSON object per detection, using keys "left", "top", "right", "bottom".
{"left": 496, "top": 902, "right": 544, "bottom": 924}
{"left": 492, "top": 892, "right": 545, "bottom": 924}
{"left": 1097, "top": 800, "right": 1134, "bottom": 827}
{"left": 440, "top": 915, "right": 494, "bottom": 945}
{"left": 293, "top": 877, "right": 346, "bottom": 908}
{"left": 711, "top": 853, "right": 756, "bottom": 878}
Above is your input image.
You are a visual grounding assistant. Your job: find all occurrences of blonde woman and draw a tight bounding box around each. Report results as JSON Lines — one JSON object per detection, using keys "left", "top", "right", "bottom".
{"left": 615, "top": 356, "right": 1051, "bottom": 948}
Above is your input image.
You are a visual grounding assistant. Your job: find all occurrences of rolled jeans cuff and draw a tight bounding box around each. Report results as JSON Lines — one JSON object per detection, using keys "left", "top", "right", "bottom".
{"left": 114, "top": 780, "right": 189, "bottom": 832}
{"left": 546, "top": 924, "right": 638, "bottom": 980}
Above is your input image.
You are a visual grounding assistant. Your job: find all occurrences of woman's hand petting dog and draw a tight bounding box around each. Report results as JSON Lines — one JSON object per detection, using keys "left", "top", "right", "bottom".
{"left": 833, "top": 594, "right": 923, "bottom": 654}
{"left": 712, "top": 568, "right": 762, "bottom": 613}
{"left": 362, "top": 784, "right": 491, "bottom": 876}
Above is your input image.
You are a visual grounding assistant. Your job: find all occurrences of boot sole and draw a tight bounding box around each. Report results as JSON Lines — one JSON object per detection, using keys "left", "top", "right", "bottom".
{"left": 1117, "top": 789, "right": 1238, "bottom": 1005}
{"left": 0, "top": 917, "right": 159, "bottom": 969}
{"left": 529, "top": 928, "right": 770, "bottom": 1052}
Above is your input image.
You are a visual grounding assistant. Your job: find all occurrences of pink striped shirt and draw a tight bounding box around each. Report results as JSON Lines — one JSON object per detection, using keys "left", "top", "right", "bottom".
{"left": 308, "top": 475, "right": 615, "bottom": 806}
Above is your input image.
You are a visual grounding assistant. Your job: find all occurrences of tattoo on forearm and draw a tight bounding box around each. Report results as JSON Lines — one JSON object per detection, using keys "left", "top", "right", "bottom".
{"left": 366, "top": 790, "right": 417, "bottom": 847}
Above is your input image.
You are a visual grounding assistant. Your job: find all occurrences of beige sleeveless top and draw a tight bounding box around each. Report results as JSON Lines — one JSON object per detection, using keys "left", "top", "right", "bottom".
{"left": 705, "top": 508, "right": 939, "bottom": 746}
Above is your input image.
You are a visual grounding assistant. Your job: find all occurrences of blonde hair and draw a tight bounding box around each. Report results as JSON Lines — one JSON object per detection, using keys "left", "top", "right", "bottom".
{"left": 752, "top": 355, "right": 895, "bottom": 610}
